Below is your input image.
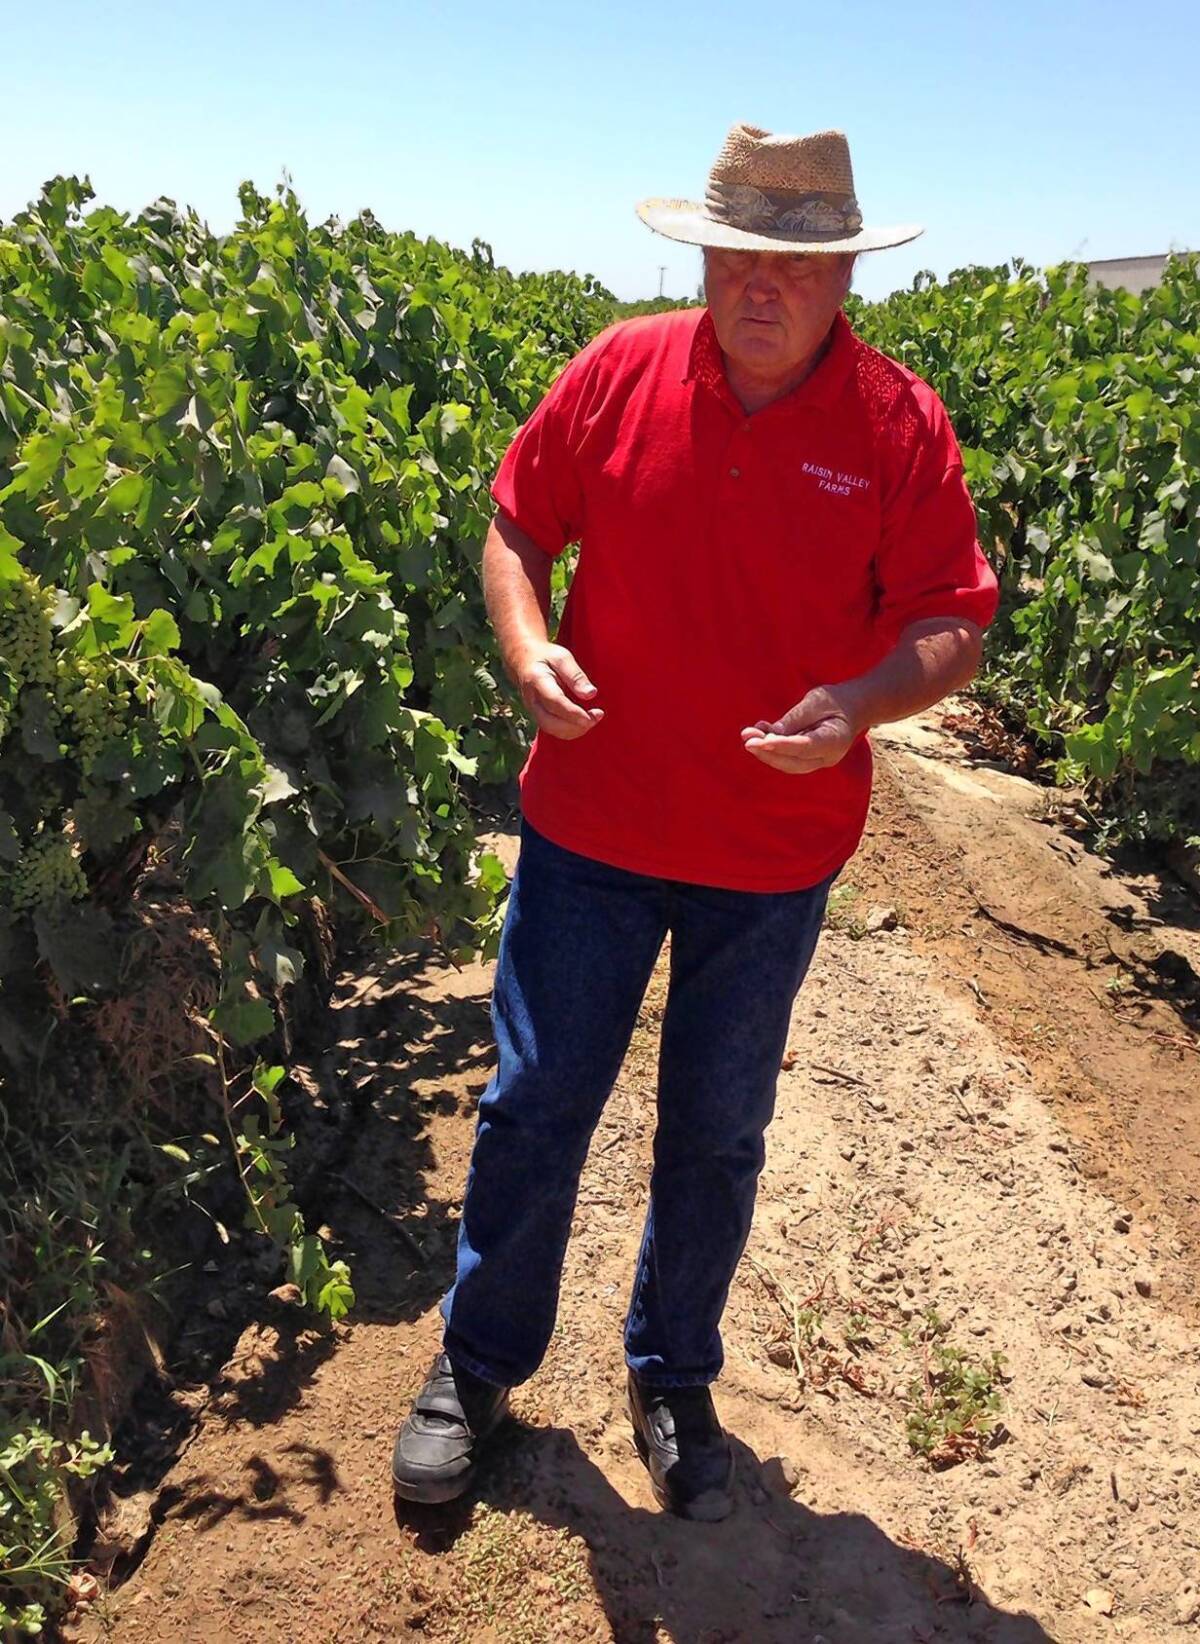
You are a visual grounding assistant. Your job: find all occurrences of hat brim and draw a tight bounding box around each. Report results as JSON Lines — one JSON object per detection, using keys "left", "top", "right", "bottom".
{"left": 636, "top": 198, "right": 923, "bottom": 255}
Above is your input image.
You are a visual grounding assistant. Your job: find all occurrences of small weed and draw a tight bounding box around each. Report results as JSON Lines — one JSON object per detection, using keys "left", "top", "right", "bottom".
{"left": 844, "top": 1311, "right": 873, "bottom": 1352}
{"left": 902, "top": 1310, "right": 1006, "bottom": 1467}
{"left": 849, "top": 1202, "right": 908, "bottom": 1263}
{"left": 795, "top": 1304, "right": 824, "bottom": 1358}
{"left": 826, "top": 883, "right": 869, "bottom": 940}
{"left": 907, "top": 1305, "right": 950, "bottom": 1341}
{"left": 0, "top": 1425, "right": 112, "bottom": 1634}
{"left": 749, "top": 1260, "right": 876, "bottom": 1397}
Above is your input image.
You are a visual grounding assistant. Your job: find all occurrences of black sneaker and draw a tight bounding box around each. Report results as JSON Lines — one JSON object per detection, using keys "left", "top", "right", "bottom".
{"left": 392, "top": 1351, "right": 510, "bottom": 1504}
{"left": 628, "top": 1372, "right": 735, "bottom": 1521}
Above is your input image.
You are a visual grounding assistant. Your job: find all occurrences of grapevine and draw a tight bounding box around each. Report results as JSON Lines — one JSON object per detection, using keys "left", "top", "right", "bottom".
{"left": 0, "top": 175, "right": 614, "bottom": 1638}
{"left": 55, "top": 655, "right": 135, "bottom": 774}
{"left": 850, "top": 255, "right": 1200, "bottom": 838}
{"left": 2, "top": 831, "right": 88, "bottom": 912}
{"left": 0, "top": 569, "right": 56, "bottom": 688}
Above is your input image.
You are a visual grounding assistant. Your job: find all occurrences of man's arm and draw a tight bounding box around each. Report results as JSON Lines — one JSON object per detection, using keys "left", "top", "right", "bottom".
{"left": 483, "top": 511, "right": 603, "bottom": 741}
{"left": 741, "top": 616, "right": 982, "bottom": 773}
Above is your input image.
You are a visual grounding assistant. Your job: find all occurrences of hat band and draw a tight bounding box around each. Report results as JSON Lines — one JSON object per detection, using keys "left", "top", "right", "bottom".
{"left": 704, "top": 179, "right": 863, "bottom": 240}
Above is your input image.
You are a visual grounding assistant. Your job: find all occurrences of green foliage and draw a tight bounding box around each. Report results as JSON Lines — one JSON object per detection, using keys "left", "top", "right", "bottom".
{"left": 824, "top": 881, "right": 868, "bottom": 939}
{"left": 0, "top": 1426, "right": 111, "bottom": 1635}
{"left": 228, "top": 1055, "right": 354, "bottom": 1319}
{"left": 0, "top": 1002, "right": 227, "bottom": 1634}
{"left": 851, "top": 257, "right": 1200, "bottom": 839}
{"left": 902, "top": 1307, "right": 1006, "bottom": 1466}
{"left": 0, "top": 175, "right": 611, "bottom": 1633}
{"left": 607, "top": 295, "right": 703, "bottom": 321}
{"left": 0, "top": 174, "right": 609, "bottom": 1039}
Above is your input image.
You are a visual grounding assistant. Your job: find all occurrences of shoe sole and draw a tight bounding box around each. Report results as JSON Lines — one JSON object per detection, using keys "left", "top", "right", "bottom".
{"left": 391, "top": 1405, "right": 511, "bottom": 1505}
{"left": 391, "top": 1467, "right": 476, "bottom": 1505}
{"left": 631, "top": 1426, "right": 735, "bottom": 1522}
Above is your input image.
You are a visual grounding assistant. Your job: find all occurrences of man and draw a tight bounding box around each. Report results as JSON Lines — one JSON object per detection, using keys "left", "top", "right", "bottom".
{"left": 393, "top": 123, "right": 998, "bottom": 1521}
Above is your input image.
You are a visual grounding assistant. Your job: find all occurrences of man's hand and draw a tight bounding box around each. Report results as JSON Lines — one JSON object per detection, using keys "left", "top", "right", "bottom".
{"left": 741, "top": 684, "right": 862, "bottom": 774}
{"left": 516, "top": 642, "right": 604, "bottom": 740}
{"left": 742, "top": 619, "right": 984, "bottom": 773}
{"left": 482, "top": 516, "right": 603, "bottom": 741}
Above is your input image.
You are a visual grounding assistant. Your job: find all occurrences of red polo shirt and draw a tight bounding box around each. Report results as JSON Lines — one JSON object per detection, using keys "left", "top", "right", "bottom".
{"left": 492, "top": 308, "right": 998, "bottom": 892}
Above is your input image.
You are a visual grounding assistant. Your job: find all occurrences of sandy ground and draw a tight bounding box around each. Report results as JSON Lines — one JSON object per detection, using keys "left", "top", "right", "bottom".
{"left": 69, "top": 710, "right": 1200, "bottom": 1643}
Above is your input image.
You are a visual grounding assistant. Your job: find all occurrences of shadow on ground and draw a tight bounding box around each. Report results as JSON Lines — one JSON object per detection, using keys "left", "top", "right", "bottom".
{"left": 320, "top": 946, "right": 494, "bottom": 1323}
{"left": 396, "top": 1422, "right": 1055, "bottom": 1644}
{"left": 92, "top": 944, "right": 492, "bottom": 1582}
{"left": 156, "top": 1440, "right": 343, "bottom": 1533}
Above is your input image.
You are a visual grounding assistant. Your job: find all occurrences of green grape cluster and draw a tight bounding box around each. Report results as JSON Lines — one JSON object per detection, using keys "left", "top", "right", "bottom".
{"left": 0, "top": 570, "right": 57, "bottom": 688}
{"left": 57, "top": 657, "right": 134, "bottom": 773}
{"left": 3, "top": 832, "right": 89, "bottom": 913}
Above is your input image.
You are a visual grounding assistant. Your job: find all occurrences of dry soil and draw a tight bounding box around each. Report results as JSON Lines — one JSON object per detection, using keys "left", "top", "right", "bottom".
{"left": 69, "top": 708, "right": 1200, "bottom": 1643}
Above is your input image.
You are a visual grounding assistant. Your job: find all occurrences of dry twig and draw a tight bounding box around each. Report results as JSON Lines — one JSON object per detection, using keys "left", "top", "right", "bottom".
{"left": 809, "top": 1061, "right": 868, "bottom": 1088}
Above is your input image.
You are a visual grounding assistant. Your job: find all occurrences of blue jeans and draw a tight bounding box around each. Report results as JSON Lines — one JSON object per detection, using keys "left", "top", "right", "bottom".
{"left": 441, "top": 824, "right": 835, "bottom": 1389}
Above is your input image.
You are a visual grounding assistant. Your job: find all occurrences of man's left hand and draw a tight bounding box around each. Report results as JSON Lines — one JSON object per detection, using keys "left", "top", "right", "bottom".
{"left": 741, "top": 685, "right": 863, "bottom": 774}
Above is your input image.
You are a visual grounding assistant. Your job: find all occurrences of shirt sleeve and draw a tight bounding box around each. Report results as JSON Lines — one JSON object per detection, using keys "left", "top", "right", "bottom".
{"left": 874, "top": 394, "right": 999, "bottom": 646}
{"left": 490, "top": 334, "right": 607, "bottom": 556}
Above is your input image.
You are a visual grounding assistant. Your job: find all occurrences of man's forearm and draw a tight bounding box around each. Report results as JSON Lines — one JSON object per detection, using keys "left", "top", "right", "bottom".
{"left": 482, "top": 512, "right": 603, "bottom": 739}
{"left": 833, "top": 617, "right": 984, "bottom": 735}
{"left": 482, "top": 512, "right": 553, "bottom": 682}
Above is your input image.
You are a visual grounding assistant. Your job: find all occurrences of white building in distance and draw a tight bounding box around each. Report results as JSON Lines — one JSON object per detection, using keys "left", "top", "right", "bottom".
{"left": 1086, "top": 254, "right": 1171, "bottom": 294}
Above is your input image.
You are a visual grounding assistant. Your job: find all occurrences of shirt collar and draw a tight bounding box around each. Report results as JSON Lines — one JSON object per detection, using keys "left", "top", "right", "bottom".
{"left": 685, "top": 308, "right": 857, "bottom": 416}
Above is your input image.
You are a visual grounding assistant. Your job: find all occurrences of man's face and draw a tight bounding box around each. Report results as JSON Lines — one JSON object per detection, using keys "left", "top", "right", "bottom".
{"left": 704, "top": 248, "right": 855, "bottom": 376}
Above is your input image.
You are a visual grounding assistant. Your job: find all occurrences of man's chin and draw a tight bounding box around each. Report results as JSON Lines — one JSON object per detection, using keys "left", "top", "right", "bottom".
{"left": 728, "top": 336, "right": 787, "bottom": 370}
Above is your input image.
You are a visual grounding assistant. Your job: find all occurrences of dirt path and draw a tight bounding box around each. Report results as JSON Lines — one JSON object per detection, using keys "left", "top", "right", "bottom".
{"left": 72, "top": 713, "right": 1200, "bottom": 1643}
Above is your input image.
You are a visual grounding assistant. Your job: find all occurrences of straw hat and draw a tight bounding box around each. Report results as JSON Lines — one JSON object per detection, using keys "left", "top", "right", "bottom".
{"left": 637, "top": 123, "right": 923, "bottom": 255}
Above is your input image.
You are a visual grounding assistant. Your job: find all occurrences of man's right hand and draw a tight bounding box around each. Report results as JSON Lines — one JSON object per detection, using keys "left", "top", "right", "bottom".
{"left": 514, "top": 643, "right": 604, "bottom": 740}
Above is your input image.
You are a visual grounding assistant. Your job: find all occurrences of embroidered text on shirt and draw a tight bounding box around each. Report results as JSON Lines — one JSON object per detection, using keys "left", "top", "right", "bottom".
{"left": 801, "top": 460, "right": 871, "bottom": 498}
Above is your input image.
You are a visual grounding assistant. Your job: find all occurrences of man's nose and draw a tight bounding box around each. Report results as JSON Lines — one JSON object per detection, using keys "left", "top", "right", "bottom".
{"left": 744, "top": 258, "right": 781, "bottom": 300}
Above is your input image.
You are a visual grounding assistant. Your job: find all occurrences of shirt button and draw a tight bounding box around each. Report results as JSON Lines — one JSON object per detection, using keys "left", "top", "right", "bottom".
{"left": 729, "top": 466, "right": 741, "bottom": 478}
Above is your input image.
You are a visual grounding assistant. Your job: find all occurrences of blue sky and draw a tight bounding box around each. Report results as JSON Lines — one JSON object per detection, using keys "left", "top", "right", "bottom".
{"left": 2, "top": 0, "right": 1197, "bottom": 303}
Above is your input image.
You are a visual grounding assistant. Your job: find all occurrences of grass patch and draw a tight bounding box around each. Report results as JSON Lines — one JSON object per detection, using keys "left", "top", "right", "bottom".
{"left": 424, "top": 1503, "right": 592, "bottom": 1644}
